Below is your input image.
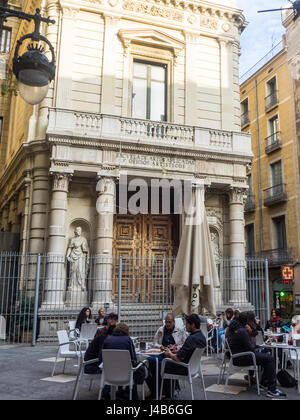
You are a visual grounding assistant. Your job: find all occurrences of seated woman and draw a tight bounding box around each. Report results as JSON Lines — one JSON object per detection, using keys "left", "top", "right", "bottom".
{"left": 75, "top": 307, "right": 92, "bottom": 331}
{"left": 102, "top": 323, "right": 140, "bottom": 399}
{"left": 265, "top": 309, "right": 284, "bottom": 332}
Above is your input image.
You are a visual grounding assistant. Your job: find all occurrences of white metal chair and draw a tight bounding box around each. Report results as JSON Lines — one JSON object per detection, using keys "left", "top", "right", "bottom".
{"left": 224, "top": 339, "right": 260, "bottom": 395}
{"left": 217, "top": 338, "right": 230, "bottom": 385}
{"left": 68, "top": 320, "right": 79, "bottom": 341}
{"left": 200, "top": 322, "right": 214, "bottom": 356}
{"left": 52, "top": 330, "right": 84, "bottom": 376}
{"left": 159, "top": 347, "right": 207, "bottom": 400}
{"left": 99, "top": 349, "right": 147, "bottom": 400}
{"left": 79, "top": 323, "right": 98, "bottom": 347}
{"left": 72, "top": 353, "right": 103, "bottom": 400}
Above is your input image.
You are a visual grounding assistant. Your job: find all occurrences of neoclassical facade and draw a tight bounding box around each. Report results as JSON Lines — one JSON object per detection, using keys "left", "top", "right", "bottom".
{"left": 0, "top": 0, "right": 252, "bottom": 316}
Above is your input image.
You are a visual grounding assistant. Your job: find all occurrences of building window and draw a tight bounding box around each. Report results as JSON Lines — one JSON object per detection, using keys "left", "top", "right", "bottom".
{"left": 132, "top": 61, "right": 167, "bottom": 121}
{"left": 0, "top": 117, "right": 3, "bottom": 142}
{"left": 271, "top": 160, "right": 282, "bottom": 187}
{"left": 0, "top": 27, "right": 12, "bottom": 53}
{"left": 245, "top": 224, "right": 255, "bottom": 257}
{"left": 269, "top": 115, "right": 279, "bottom": 139}
{"left": 241, "top": 98, "right": 249, "bottom": 126}
{"left": 265, "top": 76, "right": 278, "bottom": 110}
{"left": 273, "top": 216, "right": 287, "bottom": 249}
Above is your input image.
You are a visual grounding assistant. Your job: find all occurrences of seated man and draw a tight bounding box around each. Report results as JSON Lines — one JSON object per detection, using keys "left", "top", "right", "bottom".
{"left": 154, "top": 313, "right": 187, "bottom": 352}
{"left": 83, "top": 312, "right": 118, "bottom": 374}
{"left": 228, "top": 311, "right": 286, "bottom": 399}
{"left": 147, "top": 314, "right": 206, "bottom": 398}
{"left": 164, "top": 314, "right": 206, "bottom": 374}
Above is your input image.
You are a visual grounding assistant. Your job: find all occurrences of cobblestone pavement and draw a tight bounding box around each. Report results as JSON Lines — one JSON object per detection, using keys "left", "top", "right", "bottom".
{"left": 0, "top": 344, "right": 299, "bottom": 400}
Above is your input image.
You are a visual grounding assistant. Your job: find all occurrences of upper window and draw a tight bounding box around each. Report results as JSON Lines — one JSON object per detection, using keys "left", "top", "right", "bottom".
{"left": 132, "top": 61, "right": 167, "bottom": 121}
{"left": 265, "top": 77, "right": 278, "bottom": 110}
{"left": 273, "top": 216, "right": 287, "bottom": 250}
{"left": 241, "top": 98, "right": 250, "bottom": 126}
{"left": 271, "top": 160, "right": 282, "bottom": 187}
{"left": 0, "top": 27, "right": 12, "bottom": 53}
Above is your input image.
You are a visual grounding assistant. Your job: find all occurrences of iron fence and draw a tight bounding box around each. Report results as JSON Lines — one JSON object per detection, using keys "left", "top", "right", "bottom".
{"left": 0, "top": 252, "right": 269, "bottom": 344}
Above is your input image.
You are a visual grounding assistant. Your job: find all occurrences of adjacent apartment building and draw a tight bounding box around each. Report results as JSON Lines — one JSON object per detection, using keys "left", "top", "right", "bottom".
{"left": 240, "top": 39, "right": 297, "bottom": 320}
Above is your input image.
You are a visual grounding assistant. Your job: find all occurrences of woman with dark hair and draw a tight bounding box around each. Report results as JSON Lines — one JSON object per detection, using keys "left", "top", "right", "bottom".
{"left": 75, "top": 307, "right": 92, "bottom": 331}
{"left": 265, "top": 309, "right": 284, "bottom": 332}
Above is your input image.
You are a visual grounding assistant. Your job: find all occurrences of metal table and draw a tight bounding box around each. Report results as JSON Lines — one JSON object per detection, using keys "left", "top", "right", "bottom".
{"left": 136, "top": 349, "right": 164, "bottom": 400}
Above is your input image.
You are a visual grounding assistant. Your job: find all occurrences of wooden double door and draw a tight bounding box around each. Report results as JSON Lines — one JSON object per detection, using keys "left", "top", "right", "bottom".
{"left": 112, "top": 214, "right": 179, "bottom": 301}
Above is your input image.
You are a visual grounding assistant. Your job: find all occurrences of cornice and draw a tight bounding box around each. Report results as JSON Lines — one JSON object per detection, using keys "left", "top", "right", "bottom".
{"left": 0, "top": 140, "right": 50, "bottom": 193}
{"left": 47, "top": 133, "right": 252, "bottom": 164}
{"left": 76, "top": 0, "right": 245, "bottom": 30}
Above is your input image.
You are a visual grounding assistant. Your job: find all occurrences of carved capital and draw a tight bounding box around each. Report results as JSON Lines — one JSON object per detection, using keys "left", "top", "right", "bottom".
{"left": 51, "top": 172, "right": 73, "bottom": 192}
{"left": 228, "top": 187, "right": 246, "bottom": 205}
{"left": 96, "top": 176, "right": 116, "bottom": 196}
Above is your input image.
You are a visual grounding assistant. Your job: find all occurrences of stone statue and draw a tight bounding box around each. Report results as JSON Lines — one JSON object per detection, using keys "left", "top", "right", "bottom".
{"left": 210, "top": 231, "right": 220, "bottom": 262}
{"left": 66, "top": 227, "right": 89, "bottom": 291}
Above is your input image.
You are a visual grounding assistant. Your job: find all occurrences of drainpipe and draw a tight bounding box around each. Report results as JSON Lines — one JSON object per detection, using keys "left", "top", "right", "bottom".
{"left": 254, "top": 79, "right": 264, "bottom": 253}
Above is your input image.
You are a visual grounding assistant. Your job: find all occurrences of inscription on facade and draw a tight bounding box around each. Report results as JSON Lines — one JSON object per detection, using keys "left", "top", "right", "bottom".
{"left": 122, "top": 0, "right": 184, "bottom": 22}
{"left": 116, "top": 153, "right": 195, "bottom": 171}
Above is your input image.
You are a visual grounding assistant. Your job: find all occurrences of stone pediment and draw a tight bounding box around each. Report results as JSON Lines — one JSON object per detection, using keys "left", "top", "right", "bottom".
{"left": 118, "top": 28, "right": 185, "bottom": 55}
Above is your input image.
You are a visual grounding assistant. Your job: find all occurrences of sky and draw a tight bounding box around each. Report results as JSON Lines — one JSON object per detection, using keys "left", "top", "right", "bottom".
{"left": 237, "top": 0, "right": 286, "bottom": 77}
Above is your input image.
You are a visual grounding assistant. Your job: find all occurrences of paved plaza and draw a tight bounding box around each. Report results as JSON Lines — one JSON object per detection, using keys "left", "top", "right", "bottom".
{"left": 0, "top": 344, "right": 299, "bottom": 401}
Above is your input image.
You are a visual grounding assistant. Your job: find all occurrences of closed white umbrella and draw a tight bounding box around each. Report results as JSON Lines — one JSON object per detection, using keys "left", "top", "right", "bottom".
{"left": 171, "top": 185, "right": 219, "bottom": 316}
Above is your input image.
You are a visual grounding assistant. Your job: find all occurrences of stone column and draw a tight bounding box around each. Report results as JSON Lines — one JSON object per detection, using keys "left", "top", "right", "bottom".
{"left": 92, "top": 176, "right": 116, "bottom": 308}
{"left": 228, "top": 187, "right": 248, "bottom": 305}
{"left": 41, "top": 172, "right": 72, "bottom": 309}
{"left": 28, "top": 153, "right": 49, "bottom": 254}
{"left": 1, "top": 204, "right": 9, "bottom": 231}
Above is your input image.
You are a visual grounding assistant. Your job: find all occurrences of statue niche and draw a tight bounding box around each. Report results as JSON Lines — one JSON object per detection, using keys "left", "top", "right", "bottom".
{"left": 65, "top": 224, "right": 90, "bottom": 306}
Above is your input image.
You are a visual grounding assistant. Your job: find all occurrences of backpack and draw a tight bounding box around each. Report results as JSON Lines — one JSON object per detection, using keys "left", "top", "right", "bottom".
{"left": 276, "top": 369, "right": 297, "bottom": 388}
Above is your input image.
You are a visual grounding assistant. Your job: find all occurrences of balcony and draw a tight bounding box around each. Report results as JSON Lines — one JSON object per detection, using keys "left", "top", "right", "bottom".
{"left": 244, "top": 194, "right": 256, "bottom": 212}
{"left": 46, "top": 108, "right": 252, "bottom": 157}
{"left": 265, "top": 132, "right": 282, "bottom": 154}
{"left": 241, "top": 111, "right": 250, "bottom": 128}
{"left": 260, "top": 248, "right": 293, "bottom": 266}
{"left": 265, "top": 91, "right": 279, "bottom": 112}
{"left": 263, "top": 183, "right": 287, "bottom": 207}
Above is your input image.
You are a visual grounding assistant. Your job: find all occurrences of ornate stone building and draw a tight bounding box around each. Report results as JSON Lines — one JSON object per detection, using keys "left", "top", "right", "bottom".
{"left": 0, "top": 0, "right": 252, "bottom": 319}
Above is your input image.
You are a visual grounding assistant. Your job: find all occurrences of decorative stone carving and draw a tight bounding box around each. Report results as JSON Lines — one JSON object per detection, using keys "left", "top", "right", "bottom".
{"left": 222, "top": 22, "right": 231, "bottom": 32}
{"left": 66, "top": 227, "right": 90, "bottom": 291}
{"left": 116, "top": 152, "right": 195, "bottom": 171}
{"left": 187, "top": 14, "right": 197, "bottom": 25}
{"left": 52, "top": 172, "right": 72, "bottom": 192}
{"left": 122, "top": 0, "right": 184, "bottom": 22}
{"left": 200, "top": 16, "right": 218, "bottom": 30}
{"left": 210, "top": 230, "right": 220, "bottom": 262}
{"left": 229, "top": 187, "right": 246, "bottom": 205}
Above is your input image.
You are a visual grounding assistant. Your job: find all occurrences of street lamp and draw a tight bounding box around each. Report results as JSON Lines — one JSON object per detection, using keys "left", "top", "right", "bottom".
{"left": 0, "top": 7, "right": 55, "bottom": 105}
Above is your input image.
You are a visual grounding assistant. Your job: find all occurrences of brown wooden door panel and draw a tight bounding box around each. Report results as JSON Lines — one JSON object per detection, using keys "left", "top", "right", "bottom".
{"left": 113, "top": 214, "right": 179, "bottom": 301}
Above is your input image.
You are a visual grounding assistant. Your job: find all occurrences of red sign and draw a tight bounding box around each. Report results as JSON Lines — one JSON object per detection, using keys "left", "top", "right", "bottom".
{"left": 281, "top": 265, "right": 294, "bottom": 284}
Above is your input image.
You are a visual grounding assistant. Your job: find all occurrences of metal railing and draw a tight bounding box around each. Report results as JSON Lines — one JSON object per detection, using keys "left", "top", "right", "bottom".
{"left": 263, "top": 183, "right": 287, "bottom": 206}
{"left": 241, "top": 111, "right": 250, "bottom": 127}
{"left": 265, "top": 90, "right": 279, "bottom": 111}
{"left": 259, "top": 248, "right": 293, "bottom": 266}
{"left": 0, "top": 253, "right": 269, "bottom": 344}
{"left": 244, "top": 194, "right": 256, "bottom": 212}
{"left": 265, "top": 132, "right": 282, "bottom": 154}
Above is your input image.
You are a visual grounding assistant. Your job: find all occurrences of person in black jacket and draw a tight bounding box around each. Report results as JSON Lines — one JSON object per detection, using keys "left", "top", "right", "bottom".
{"left": 228, "top": 312, "right": 286, "bottom": 398}
{"left": 84, "top": 312, "right": 118, "bottom": 374}
{"left": 75, "top": 307, "right": 92, "bottom": 331}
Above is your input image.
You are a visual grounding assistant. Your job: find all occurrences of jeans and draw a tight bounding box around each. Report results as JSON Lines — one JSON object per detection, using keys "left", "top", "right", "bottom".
{"left": 233, "top": 351, "right": 277, "bottom": 392}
